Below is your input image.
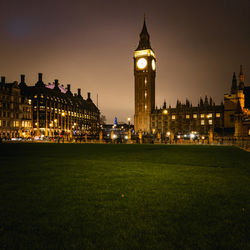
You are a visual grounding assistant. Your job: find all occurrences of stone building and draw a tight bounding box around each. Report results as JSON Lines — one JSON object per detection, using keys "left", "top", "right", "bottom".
{"left": 19, "top": 73, "right": 100, "bottom": 138}
{"left": 134, "top": 19, "right": 249, "bottom": 140}
{"left": 224, "top": 67, "right": 250, "bottom": 137}
{"left": 0, "top": 76, "right": 32, "bottom": 139}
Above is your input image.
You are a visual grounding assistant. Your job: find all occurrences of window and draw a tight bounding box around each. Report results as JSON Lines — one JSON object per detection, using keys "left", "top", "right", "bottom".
{"left": 201, "top": 120, "right": 205, "bottom": 125}
{"left": 207, "top": 113, "right": 212, "bottom": 118}
{"left": 186, "top": 114, "right": 190, "bottom": 119}
{"left": 208, "top": 120, "right": 213, "bottom": 125}
{"left": 216, "top": 113, "right": 221, "bottom": 118}
{"left": 200, "top": 114, "right": 205, "bottom": 118}
{"left": 193, "top": 114, "right": 197, "bottom": 118}
{"left": 249, "top": 129, "right": 250, "bottom": 136}
{"left": 172, "top": 115, "right": 176, "bottom": 120}
{"left": 13, "top": 121, "right": 19, "bottom": 127}
{"left": 230, "top": 115, "right": 234, "bottom": 122}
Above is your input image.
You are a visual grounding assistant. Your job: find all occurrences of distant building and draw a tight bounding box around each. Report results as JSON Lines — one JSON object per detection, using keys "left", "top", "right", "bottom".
{"left": 0, "top": 76, "right": 32, "bottom": 139}
{"left": 224, "top": 67, "right": 250, "bottom": 137}
{"left": 134, "top": 19, "right": 250, "bottom": 140}
{"left": 103, "top": 122, "right": 134, "bottom": 143}
{"left": 19, "top": 73, "right": 100, "bottom": 138}
{"left": 0, "top": 73, "right": 100, "bottom": 139}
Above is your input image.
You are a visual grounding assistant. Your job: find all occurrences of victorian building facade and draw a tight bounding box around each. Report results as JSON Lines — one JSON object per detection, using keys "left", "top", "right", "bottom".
{"left": 0, "top": 76, "right": 32, "bottom": 138}
{"left": 0, "top": 73, "right": 100, "bottom": 139}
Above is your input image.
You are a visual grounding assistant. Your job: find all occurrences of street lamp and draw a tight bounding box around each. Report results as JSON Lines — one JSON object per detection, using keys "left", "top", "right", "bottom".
{"left": 127, "top": 117, "right": 131, "bottom": 125}
{"left": 61, "top": 112, "right": 66, "bottom": 140}
{"left": 49, "top": 122, "right": 53, "bottom": 137}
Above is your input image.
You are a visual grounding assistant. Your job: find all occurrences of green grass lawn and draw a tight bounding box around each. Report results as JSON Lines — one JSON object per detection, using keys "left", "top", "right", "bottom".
{"left": 0, "top": 143, "right": 249, "bottom": 249}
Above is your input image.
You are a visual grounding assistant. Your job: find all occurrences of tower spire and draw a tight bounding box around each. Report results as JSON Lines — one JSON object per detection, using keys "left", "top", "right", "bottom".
{"left": 231, "top": 72, "right": 237, "bottom": 94}
{"left": 136, "top": 17, "right": 152, "bottom": 51}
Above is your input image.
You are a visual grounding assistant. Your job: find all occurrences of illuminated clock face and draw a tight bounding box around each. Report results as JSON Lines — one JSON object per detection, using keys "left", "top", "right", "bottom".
{"left": 137, "top": 58, "right": 147, "bottom": 69}
{"left": 152, "top": 59, "right": 156, "bottom": 70}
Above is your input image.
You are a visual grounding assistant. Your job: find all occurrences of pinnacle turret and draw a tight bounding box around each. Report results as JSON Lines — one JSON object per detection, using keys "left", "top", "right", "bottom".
{"left": 231, "top": 72, "right": 237, "bottom": 94}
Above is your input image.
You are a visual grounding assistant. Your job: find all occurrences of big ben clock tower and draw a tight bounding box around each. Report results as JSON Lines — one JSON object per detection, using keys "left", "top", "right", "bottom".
{"left": 134, "top": 18, "right": 156, "bottom": 133}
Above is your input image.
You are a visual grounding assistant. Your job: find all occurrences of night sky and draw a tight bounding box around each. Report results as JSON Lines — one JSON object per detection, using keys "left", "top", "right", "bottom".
{"left": 0, "top": 0, "right": 249, "bottom": 123}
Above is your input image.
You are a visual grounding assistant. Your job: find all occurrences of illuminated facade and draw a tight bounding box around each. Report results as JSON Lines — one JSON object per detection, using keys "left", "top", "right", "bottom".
{"left": 19, "top": 73, "right": 100, "bottom": 137}
{"left": 224, "top": 67, "right": 250, "bottom": 137}
{"left": 134, "top": 19, "right": 156, "bottom": 133}
{"left": 134, "top": 20, "right": 250, "bottom": 139}
{"left": 0, "top": 76, "right": 32, "bottom": 138}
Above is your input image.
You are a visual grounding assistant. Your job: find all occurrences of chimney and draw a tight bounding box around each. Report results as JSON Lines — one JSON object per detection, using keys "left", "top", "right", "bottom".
{"left": 21, "top": 74, "right": 25, "bottom": 83}
{"left": 67, "top": 84, "right": 71, "bottom": 92}
{"left": 87, "top": 92, "right": 91, "bottom": 99}
{"left": 55, "top": 79, "right": 59, "bottom": 87}
{"left": 38, "top": 73, "right": 43, "bottom": 82}
{"left": 1, "top": 76, "right": 5, "bottom": 84}
{"left": 78, "top": 88, "right": 81, "bottom": 96}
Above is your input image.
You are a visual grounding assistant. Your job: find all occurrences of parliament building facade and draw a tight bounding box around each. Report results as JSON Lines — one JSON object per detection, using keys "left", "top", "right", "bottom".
{"left": 134, "top": 20, "right": 250, "bottom": 140}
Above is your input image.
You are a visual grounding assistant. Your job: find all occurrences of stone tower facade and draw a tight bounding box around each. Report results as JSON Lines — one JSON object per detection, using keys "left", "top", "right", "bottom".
{"left": 224, "top": 65, "right": 245, "bottom": 128}
{"left": 134, "top": 19, "right": 156, "bottom": 133}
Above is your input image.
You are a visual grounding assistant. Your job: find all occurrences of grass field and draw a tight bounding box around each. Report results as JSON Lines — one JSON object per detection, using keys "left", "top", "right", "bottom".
{"left": 0, "top": 143, "right": 249, "bottom": 249}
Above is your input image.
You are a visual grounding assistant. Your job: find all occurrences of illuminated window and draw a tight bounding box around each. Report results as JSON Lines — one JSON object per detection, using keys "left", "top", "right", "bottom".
{"left": 249, "top": 129, "right": 250, "bottom": 136}
{"left": 209, "top": 120, "right": 213, "bottom": 125}
{"left": 200, "top": 114, "right": 205, "bottom": 118}
{"left": 28, "top": 99, "right": 32, "bottom": 105}
{"left": 145, "top": 91, "right": 147, "bottom": 97}
{"left": 193, "top": 114, "right": 197, "bottom": 118}
{"left": 0, "top": 120, "right": 1, "bottom": 126}
{"left": 186, "top": 114, "right": 190, "bottom": 119}
{"left": 207, "top": 113, "right": 212, "bottom": 118}
{"left": 145, "top": 105, "right": 147, "bottom": 110}
{"left": 201, "top": 120, "right": 205, "bottom": 125}
{"left": 216, "top": 113, "right": 221, "bottom": 118}
{"left": 34, "top": 95, "right": 37, "bottom": 98}
{"left": 172, "top": 115, "right": 176, "bottom": 120}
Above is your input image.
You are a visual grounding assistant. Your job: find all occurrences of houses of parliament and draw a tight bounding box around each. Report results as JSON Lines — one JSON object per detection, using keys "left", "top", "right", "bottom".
{"left": 134, "top": 19, "right": 250, "bottom": 140}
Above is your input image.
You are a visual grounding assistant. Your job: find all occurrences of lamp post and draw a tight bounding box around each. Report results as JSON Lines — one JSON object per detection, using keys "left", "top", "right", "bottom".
{"left": 61, "top": 112, "right": 65, "bottom": 141}
{"left": 54, "top": 119, "right": 57, "bottom": 138}
{"left": 49, "top": 122, "right": 53, "bottom": 137}
{"left": 127, "top": 117, "right": 131, "bottom": 141}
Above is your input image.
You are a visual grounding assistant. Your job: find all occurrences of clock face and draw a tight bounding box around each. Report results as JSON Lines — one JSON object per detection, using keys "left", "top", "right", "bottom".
{"left": 137, "top": 58, "right": 147, "bottom": 69}
{"left": 152, "top": 59, "right": 156, "bottom": 70}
